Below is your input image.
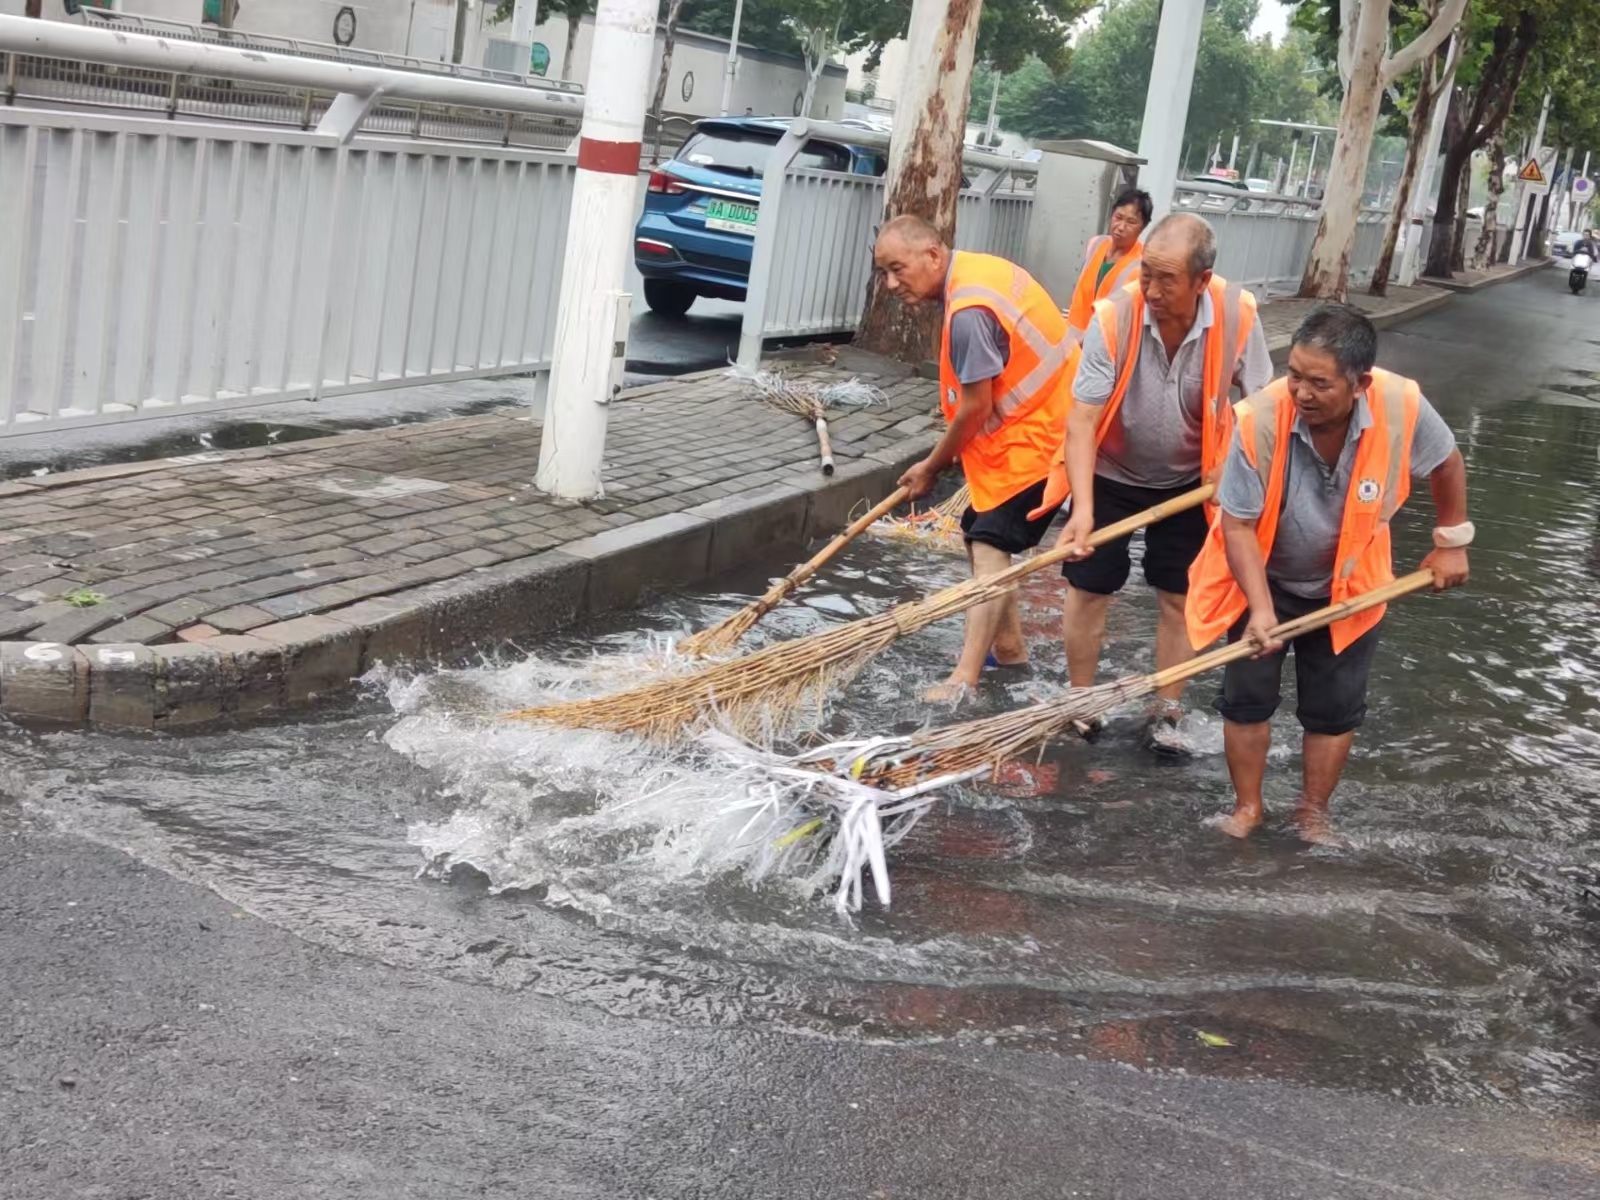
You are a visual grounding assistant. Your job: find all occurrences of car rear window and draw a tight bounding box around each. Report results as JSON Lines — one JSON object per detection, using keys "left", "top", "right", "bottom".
{"left": 677, "top": 130, "right": 851, "bottom": 178}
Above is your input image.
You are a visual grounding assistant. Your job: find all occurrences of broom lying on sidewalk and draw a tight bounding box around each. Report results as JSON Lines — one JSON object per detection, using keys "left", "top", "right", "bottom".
{"left": 702, "top": 570, "right": 1438, "bottom": 913}
{"left": 508, "top": 485, "right": 1213, "bottom": 743}
{"left": 678, "top": 487, "right": 910, "bottom": 658}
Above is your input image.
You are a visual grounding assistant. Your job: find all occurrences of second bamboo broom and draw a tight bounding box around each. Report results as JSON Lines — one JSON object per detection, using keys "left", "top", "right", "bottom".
{"left": 678, "top": 487, "right": 911, "bottom": 658}
{"left": 790, "top": 569, "right": 1438, "bottom": 794}
{"left": 508, "top": 484, "right": 1214, "bottom": 743}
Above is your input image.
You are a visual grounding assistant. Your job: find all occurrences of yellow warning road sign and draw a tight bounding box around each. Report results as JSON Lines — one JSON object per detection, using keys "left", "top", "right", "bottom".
{"left": 1519, "top": 157, "right": 1546, "bottom": 184}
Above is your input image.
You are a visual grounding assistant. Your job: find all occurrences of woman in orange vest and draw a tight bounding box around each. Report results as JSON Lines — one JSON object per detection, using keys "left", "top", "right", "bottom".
{"left": 1186, "top": 304, "right": 1471, "bottom": 844}
{"left": 1064, "top": 188, "right": 1151, "bottom": 346}
{"left": 873, "top": 214, "right": 1073, "bottom": 699}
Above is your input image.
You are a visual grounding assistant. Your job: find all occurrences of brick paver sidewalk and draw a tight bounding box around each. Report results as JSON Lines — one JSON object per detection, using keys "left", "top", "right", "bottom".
{"left": 0, "top": 364, "right": 940, "bottom": 649}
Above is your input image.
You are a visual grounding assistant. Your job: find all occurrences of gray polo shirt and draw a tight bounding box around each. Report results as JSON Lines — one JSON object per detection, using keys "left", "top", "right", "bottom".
{"left": 1074, "top": 290, "right": 1275, "bottom": 489}
{"left": 1216, "top": 389, "right": 1459, "bottom": 598}
{"left": 948, "top": 307, "right": 1010, "bottom": 384}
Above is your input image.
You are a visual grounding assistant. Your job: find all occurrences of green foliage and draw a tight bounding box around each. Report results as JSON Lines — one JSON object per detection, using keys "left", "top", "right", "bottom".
{"left": 994, "top": 0, "right": 1336, "bottom": 158}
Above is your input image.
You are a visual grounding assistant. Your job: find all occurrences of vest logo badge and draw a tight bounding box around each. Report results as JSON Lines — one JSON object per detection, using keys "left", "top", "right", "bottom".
{"left": 1356, "top": 477, "right": 1381, "bottom": 503}
{"left": 947, "top": 387, "right": 958, "bottom": 408}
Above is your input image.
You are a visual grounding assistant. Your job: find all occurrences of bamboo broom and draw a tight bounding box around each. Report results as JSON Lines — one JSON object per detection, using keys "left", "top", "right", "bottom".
{"left": 507, "top": 484, "right": 1214, "bottom": 743}
{"left": 678, "top": 486, "right": 911, "bottom": 658}
{"left": 866, "top": 482, "right": 971, "bottom": 554}
{"left": 697, "top": 571, "right": 1440, "bottom": 912}
{"left": 791, "top": 570, "right": 1438, "bottom": 794}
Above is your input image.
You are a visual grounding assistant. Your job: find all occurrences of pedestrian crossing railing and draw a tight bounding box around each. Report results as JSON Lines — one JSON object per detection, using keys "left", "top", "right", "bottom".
{"left": 0, "top": 14, "right": 582, "bottom": 437}
{"left": 1174, "top": 184, "right": 1393, "bottom": 297}
{"left": 736, "top": 120, "right": 1038, "bottom": 369}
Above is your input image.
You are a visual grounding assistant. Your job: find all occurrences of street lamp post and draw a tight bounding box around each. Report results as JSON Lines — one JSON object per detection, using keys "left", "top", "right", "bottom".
{"left": 719, "top": 0, "right": 744, "bottom": 116}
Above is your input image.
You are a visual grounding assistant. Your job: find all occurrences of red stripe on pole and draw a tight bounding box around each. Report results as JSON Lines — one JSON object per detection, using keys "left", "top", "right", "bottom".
{"left": 577, "top": 137, "right": 642, "bottom": 176}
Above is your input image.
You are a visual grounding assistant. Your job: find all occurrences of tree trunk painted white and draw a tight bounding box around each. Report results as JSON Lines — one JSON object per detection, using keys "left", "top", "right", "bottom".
{"left": 561, "top": 11, "right": 582, "bottom": 81}
{"left": 855, "top": 0, "right": 983, "bottom": 362}
{"left": 983, "top": 69, "right": 1000, "bottom": 145}
{"left": 1397, "top": 34, "right": 1458, "bottom": 286}
{"left": 1472, "top": 136, "right": 1506, "bottom": 270}
{"left": 535, "top": 0, "right": 659, "bottom": 500}
{"left": 1298, "top": 0, "right": 1467, "bottom": 300}
{"left": 799, "top": 21, "right": 837, "bottom": 118}
{"left": 1371, "top": 33, "right": 1450, "bottom": 296}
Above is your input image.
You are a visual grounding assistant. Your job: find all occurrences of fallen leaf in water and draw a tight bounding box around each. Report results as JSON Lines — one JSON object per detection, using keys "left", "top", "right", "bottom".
{"left": 1196, "top": 1031, "right": 1233, "bottom": 1048}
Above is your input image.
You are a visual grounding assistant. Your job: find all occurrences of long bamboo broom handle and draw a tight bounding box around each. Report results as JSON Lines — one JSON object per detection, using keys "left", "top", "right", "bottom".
{"left": 815, "top": 417, "right": 835, "bottom": 476}
{"left": 983, "top": 483, "right": 1215, "bottom": 590}
{"left": 741, "top": 486, "right": 910, "bottom": 619}
{"left": 1146, "top": 569, "right": 1437, "bottom": 692}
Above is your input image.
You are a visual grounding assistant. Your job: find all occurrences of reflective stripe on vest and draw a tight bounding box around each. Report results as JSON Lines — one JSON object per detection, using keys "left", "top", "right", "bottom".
{"left": 949, "top": 280, "right": 1073, "bottom": 436}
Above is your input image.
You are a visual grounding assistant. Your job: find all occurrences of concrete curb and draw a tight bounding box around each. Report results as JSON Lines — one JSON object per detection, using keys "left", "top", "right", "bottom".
{"left": 1421, "top": 257, "right": 1550, "bottom": 294}
{"left": 1262, "top": 286, "right": 1454, "bottom": 356}
{"left": 0, "top": 441, "right": 934, "bottom": 731}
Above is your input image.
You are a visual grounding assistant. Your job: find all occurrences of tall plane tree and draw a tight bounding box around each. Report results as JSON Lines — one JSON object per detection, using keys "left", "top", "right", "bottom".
{"left": 1297, "top": 0, "right": 1467, "bottom": 300}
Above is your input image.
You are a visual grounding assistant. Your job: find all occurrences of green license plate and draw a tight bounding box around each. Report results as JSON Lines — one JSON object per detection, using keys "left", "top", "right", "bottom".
{"left": 703, "top": 198, "right": 759, "bottom": 235}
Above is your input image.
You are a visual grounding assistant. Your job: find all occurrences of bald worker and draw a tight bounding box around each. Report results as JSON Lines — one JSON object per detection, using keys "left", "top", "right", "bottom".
{"left": 1053, "top": 212, "right": 1273, "bottom": 747}
{"left": 873, "top": 214, "right": 1074, "bottom": 699}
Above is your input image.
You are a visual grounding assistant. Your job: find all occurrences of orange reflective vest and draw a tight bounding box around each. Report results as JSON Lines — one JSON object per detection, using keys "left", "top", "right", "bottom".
{"left": 939, "top": 251, "right": 1073, "bottom": 513}
{"left": 1185, "top": 367, "right": 1423, "bottom": 654}
{"left": 1029, "top": 275, "right": 1259, "bottom": 520}
{"left": 1065, "top": 235, "right": 1142, "bottom": 340}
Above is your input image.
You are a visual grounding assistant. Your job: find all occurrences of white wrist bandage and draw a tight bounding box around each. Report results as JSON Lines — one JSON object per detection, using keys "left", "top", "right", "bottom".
{"left": 1432, "top": 521, "right": 1475, "bottom": 549}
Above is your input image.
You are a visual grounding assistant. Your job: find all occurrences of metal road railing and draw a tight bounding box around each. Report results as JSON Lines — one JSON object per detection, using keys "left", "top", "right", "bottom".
{"left": 1173, "top": 183, "right": 1393, "bottom": 296}
{"left": 0, "top": 17, "right": 585, "bottom": 434}
{"left": 736, "top": 119, "right": 1038, "bottom": 368}
{"left": 1, "top": 12, "right": 583, "bottom": 149}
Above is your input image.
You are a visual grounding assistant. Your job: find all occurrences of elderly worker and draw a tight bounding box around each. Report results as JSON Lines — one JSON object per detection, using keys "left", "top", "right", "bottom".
{"left": 1047, "top": 212, "right": 1272, "bottom": 745}
{"left": 1186, "top": 304, "right": 1471, "bottom": 843}
{"left": 1064, "top": 187, "right": 1151, "bottom": 347}
{"left": 874, "top": 214, "right": 1073, "bottom": 699}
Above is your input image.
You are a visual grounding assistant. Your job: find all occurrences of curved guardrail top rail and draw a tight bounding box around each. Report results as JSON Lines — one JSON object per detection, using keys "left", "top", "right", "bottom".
{"left": 0, "top": 13, "right": 583, "bottom": 139}
{"left": 78, "top": 8, "right": 584, "bottom": 95}
{"left": 787, "top": 117, "right": 1041, "bottom": 179}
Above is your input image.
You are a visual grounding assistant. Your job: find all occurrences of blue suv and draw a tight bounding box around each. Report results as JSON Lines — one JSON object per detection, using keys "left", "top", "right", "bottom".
{"left": 634, "top": 118, "right": 887, "bottom": 316}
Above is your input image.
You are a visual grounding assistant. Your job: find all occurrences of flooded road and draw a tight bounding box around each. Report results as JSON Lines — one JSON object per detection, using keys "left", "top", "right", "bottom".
{"left": 8, "top": 273, "right": 1600, "bottom": 1124}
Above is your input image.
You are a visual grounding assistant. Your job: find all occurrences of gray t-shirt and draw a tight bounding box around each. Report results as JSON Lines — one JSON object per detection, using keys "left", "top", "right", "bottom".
{"left": 948, "top": 306, "right": 1010, "bottom": 385}
{"left": 1073, "top": 290, "right": 1275, "bottom": 489}
{"left": 1216, "top": 390, "right": 1459, "bottom": 598}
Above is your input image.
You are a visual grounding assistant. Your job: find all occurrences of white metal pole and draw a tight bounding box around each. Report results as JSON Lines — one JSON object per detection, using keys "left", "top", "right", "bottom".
{"left": 1398, "top": 33, "right": 1458, "bottom": 287}
{"left": 718, "top": 0, "right": 744, "bottom": 116}
{"left": 1227, "top": 132, "right": 1239, "bottom": 171}
{"left": 1579, "top": 150, "right": 1593, "bottom": 231}
{"left": 1285, "top": 137, "right": 1300, "bottom": 195}
{"left": 1134, "top": 0, "right": 1204, "bottom": 221}
{"left": 1307, "top": 132, "right": 1320, "bottom": 196}
{"left": 1511, "top": 90, "right": 1551, "bottom": 265}
{"left": 511, "top": 0, "right": 535, "bottom": 52}
{"left": 535, "top": 0, "right": 657, "bottom": 501}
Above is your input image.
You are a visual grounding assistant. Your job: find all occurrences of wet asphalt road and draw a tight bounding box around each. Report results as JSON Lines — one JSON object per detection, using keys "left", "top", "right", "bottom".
{"left": 5, "top": 826, "right": 1598, "bottom": 1200}
{"left": 5, "top": 268, "right": 1600, "bottom": 1198}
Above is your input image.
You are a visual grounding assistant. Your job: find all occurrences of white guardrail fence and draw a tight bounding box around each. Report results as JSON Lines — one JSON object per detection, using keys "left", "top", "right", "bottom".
{"left": 1172, "top": 182, "right": 1392, "bottom": 296}
{"left": 736, "top": 120, "right": 1037, "bottom": 369}
{"left": 0, "top": 13, "right": 582, "bottom": 436}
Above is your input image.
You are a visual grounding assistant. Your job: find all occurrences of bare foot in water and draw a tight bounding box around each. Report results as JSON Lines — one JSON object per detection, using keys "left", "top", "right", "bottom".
{"left": 923, "top": 678, "right": 973, "bottom": 703}
{"left": 1292, "top": 805, "right": 1346, "bottom": 847}
{"left": 989, "top": 634, "right": 1029, "bottom": 668}
{"left": 1207, "top": 806, "right": 1263, "bottom": 838}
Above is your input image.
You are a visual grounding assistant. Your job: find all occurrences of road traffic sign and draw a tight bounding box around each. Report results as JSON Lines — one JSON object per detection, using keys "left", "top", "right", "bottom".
{"left": 1574, "top": 175, "right": 1593, "bottom": 203}
{"left": 1519, "top": 148, "right": 1556, "bottom": 195}
{"left": 1519, "top": 157, "right": 1545, "bottom": 184}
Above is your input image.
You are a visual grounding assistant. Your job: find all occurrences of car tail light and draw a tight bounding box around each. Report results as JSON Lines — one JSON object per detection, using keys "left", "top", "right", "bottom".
{"left": 648, "top": 170, "right": 685, "bottom": 195}
{"left": 635, "top": 238, "right": 677, "bottom": 257}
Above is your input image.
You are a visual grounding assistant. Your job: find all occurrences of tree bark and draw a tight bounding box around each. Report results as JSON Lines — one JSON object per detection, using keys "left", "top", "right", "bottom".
{"left": 23, "top": 0, "right": 40, "bottom": 16}
{"left": 855, "top": 0, "right": 983, "bottom": 363}
{"left": 561, "top": 11, "right": 582, "bottom": 81}
{"left": 1299, "top": 6, "right": 1387, "bottom": 300}
{"left": 1472, "top": 136, "right": 1505, "bottom": 270}
{"left": 1422, "top": 14, "right": 1536, "bottom": 278}
{"left": 1451, "top": 163, "right": 1470, "bottom": 271}
{"left": 1371, "top": 37, "right": 1448, "bottom": 297}
{"left": 648, "top": 0, "right": 686, "bottom": 159}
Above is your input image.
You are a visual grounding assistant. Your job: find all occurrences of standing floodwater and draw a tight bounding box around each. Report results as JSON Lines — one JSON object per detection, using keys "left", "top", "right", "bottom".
{"left": 7, "top": 277, "right": 1599, "bottom": 1118}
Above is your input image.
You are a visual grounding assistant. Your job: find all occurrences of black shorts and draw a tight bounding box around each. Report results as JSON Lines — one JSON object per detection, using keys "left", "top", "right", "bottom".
{"left": 1060, "top": 475, "right": 1207, "bottom": 595}
{"left": 1214, "top": 586, "right": 1382, "bottom": 735}
{"left": 961, "top": 478, "right": 1060, "bottom": 556}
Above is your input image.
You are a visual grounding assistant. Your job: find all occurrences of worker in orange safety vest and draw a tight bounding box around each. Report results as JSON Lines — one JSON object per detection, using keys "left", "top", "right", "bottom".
{"left": 1187, "top": 303, "right": 1471, "bottom": 843}
{"left": 1048, "top": 212, "right": 1272, "bottom": 750}
{"left": 1063, "top": 187, "right": 1150, "bottom": 347}
{"left": 873, "top": 214, "right": 1073, "bottom": 700}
